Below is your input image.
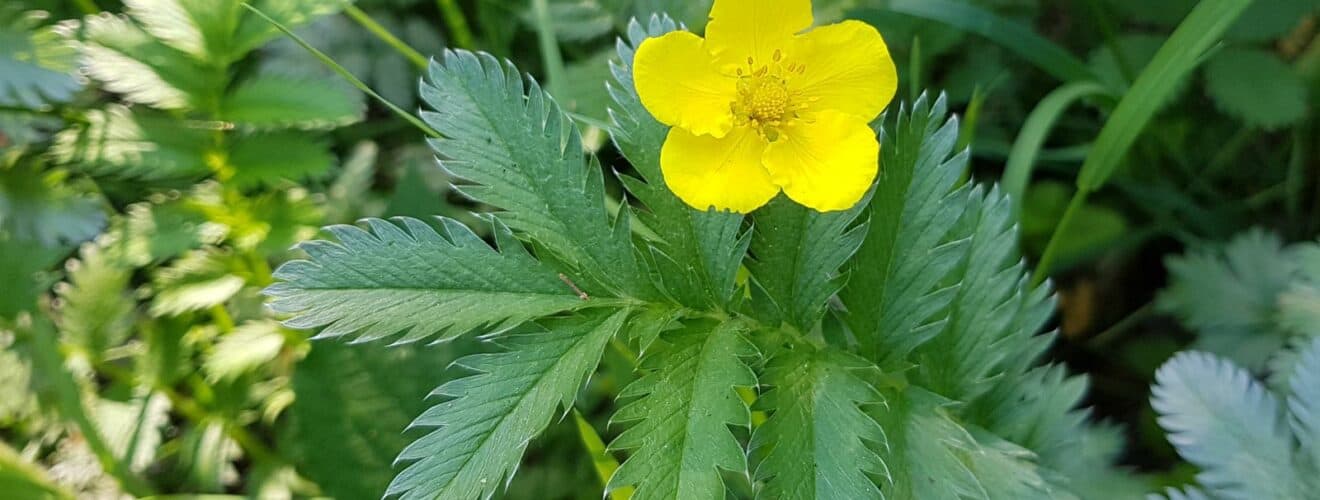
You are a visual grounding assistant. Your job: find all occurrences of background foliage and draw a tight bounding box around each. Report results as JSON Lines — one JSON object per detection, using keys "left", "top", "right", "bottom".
{"left": 0, "top": 0, "right": 1317, "bottom": 498}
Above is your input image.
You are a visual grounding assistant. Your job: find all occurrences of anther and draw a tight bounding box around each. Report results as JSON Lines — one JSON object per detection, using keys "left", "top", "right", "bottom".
{"left": 773, "top": 49, "right": 782, "bottom": 62}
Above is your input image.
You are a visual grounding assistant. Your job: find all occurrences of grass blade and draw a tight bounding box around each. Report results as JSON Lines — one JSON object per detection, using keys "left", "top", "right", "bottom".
{"left": 241, "top": 3, "right": 440, "bottom": 138}
{"left": 1003, "top": 81, "right": 1112, "bottom": 218}
{"left": 880, "top": 0, "right": 1098, "bottom": 83}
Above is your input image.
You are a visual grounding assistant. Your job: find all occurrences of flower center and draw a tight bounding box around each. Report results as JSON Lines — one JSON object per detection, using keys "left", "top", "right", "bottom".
{"left": 731, "top": 50, "right": 807, "bottom": 140}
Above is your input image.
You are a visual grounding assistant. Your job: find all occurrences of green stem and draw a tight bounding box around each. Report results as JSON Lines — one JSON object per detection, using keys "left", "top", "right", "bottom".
{"left": 436, "top": 0, "right": 476, "bottom": 50}
{"left": 344, "top": 5, "right": 428, "bottom": 70}
{"left": 72, "top": 0, "right": 99, "bottom": 14}
{"left": 242, "top": 3, "right": 441, "bottom": 138}
{"left": 908, "top": 35, "right": 922, "bottom": 101}
{"left": 530, "top": 0, "right": 567, "bottom": 98}
{"left": 1032, "top": 189, "right": 1089, "bottom": 285}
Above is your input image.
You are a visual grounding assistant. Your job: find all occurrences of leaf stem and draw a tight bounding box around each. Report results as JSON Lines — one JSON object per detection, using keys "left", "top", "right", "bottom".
{"left": 344, "top": 5, "right": 428, "bottom": 70}
{"left": 436, "top": 0, "right": 476, "bottom": 50}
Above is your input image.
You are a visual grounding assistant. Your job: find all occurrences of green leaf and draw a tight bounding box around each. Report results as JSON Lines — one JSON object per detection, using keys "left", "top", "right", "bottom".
{"left": 1288, "top": 337, "right": 1320, "bottom": 471}
{"left": 0, "top": 10, "right": 80, "bottom": 108}
{"left": 1152, "top": 351, "right": 1306, "bottom": 499}
{"left": 178, "top": 420, "right": 238, "bottom": 492}
{"left": 389, "top": 310, "right": 629, "bottom": 500}
{"left": 233, "top": 0, "right": 349, "bottom": 59}
{"left": 203, "top": 320, "right": 286, "bottom": 381}
{"left": 609, "top": 16, "right": 746, "bottom": 310}
{"left": 92, "top": 392, "right": 171, "bottom": 472}
{"left": 840, "top": 93, "right": 970, "bottom": 365}
{"left": 119, "top": 198, "right": 211, "bottom": 266}
{"left": 227, "top": 132, "right": 334, "bottom": 189}
{"left": 220, "top": 75, "right": 364, "bottom": 130}
{"left": 1075, "top": 0, "right": 1256, "bottom": 192}
{"left": 150, "top": 248, "right": 245, "bottom": 317}
{"left": 1158, "top": 229, "right": 1300, "bottom": 370}
{"left": 0, "top": 164, "right": 106, "bottom": 248}
{"left": 750, "top": 347, "right": 886, "bottom": 500}
{"left": 281, "top": 339, "right": 456, "bottom": 500}
{"left": 0, "top": 234, "right": 64, "bottom": 319}
{"left": 123, "top": 0, "right": 239, "bottom": 62}
{"left": 54, "top": 242, "right": 135, "bottom": 355}
{"left": 268, "top": 217, "right": 605, "bottom": 344}
{"left": 873, "top": 388, "right": 1058, "bottom": 500}
{"left": 1204, "top": 48, "right": 1308, "bottom": 130}
{"left": 748, "top": 196, "right": 867, "bottom": 333}
{"left": 1224, "top": 0, "right": 1320, "bottom": 42}
{"left": 913, "top": 187, "right": 1054, "bottom": 402}
{"left": 52, "top": 105, "right": 211, "bottom": 180}
{"left": 420, "top": 50, "right": 653, "bottom": 300}
{"left": 608, "top": 320, "right": 757, "bottom": 500}
{"left": 78, "top": 14, "right": 214, "bottom": 110}
{"left": 0, "top": 441, "right": 73, "bottom": 500}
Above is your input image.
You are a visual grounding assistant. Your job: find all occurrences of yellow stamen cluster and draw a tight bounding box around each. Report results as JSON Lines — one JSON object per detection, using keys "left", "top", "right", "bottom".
{"left": 732, "top": 50, "right": 808, "bottom": 140}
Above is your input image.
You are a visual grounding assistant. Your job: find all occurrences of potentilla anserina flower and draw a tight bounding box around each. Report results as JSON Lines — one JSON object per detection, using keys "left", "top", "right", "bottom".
{"left": 634, "top": 0, "right": 898, "bottom": 213}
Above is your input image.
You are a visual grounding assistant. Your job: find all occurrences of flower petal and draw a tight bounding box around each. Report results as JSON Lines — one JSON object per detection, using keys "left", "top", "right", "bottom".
{"left": 790, "top": 20, "right": 898, "bottom": 121}
{"left": 661, "top": 126, "right": 778, "bottom": 213}
{"left": 763, "top": 111, "right": 878, "bottom": 212}
{"left": 706, "top": 0, "right": 813, "bottom": 67}
{"left": 634, "top": 31, "right": 738, "bottom": 137}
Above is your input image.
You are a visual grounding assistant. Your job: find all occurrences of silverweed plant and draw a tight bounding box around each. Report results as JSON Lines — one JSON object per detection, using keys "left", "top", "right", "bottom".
{"left": 267, "top": 4, "right": 1143, "bottom": 498}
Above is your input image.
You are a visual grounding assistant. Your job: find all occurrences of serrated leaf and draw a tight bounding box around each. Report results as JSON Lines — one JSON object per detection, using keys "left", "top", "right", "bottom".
{"left": 232, "top": 0, "right": 349, "bottom": 59}
{"left": 873, "top": 388, "right": 1057, "bottom": 500}
{"left": 609, "top": 16, "right": 745, "bottom": 310}
{"left": 608, "top": 320, "right": 757, "bottom": 500}
{"left": 0, "top": 10, "right": 80, "bottom": 108}
{"left": 748, "top": 195, "right": 867, "bottom": 332}
{"left": 1158, "top": 229, "right": 1300, "bottom": 370}
{"left": 150, "top": 248, "right": 245, "bottom": 316}
{"left": 120, "top": 198, "right": 212, "bottom": 265}
{"left": 78, "top": 13, "right": 213, "bottom": 110}
{"left": 227, "top": 132, "right": 334, "bottom": 188}
{"left": 123, "top": 0, "right": 237, "bottom": 62}
{"left": 1288, "top": 337, "right": 1320, "bottom": 471}
{"left": 52, "top": 105, "right": 211, "bottom": 180}
{"left": 267, "top": 217, "right": 606, "bottom": 344}
{"left": 1204, "top": 48, "right": 1308, "bottom": 129}
{"left": 0, "top": 164, "right": 105, "bottom": 248}
{"left": 203, "top": 320, "right": 286, "bottom": 381}
{"left": 1224, "top": 0, "right": 1320, "bottom": 42}
{"left": 54, "top": 242, "right": 134, "bottom": 355}
{"left": 420, "top": 50, "right": 653, "bottom": 300}
{"left": 840, "top": 93, "right": 971, "bottom": 366}
{"left": 282, "top": 338, "right": 457, "bottom": 500}
{"left": 750, "top": 347, "right": 886, "bottom": 500}
{"left": 220, "top": 75, "right": 364, "bottom": 130}
{"left": 914, "top": 186, "right": 1054, "bottom": 402}
{"left": 0, "top": 234, "right": 64, "bottom": 319}
{"left": 389, "top": 310, "right": 629, "bottom": 500}
{"left": 1151, "top": 351, "right": 1305, "bottom": 499}
{"left": 93, "top": 392, "right": 170, "bottom": 472}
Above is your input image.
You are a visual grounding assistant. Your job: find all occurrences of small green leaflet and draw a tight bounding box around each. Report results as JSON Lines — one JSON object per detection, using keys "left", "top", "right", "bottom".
{"left": 608, "top": 320, "right": 757, "bottom": 500}
{"left": 389, "top": 310, "right": 629, "bottom": 500}
{"left": 267, "top": 217, "right": 613, "bottom": 344}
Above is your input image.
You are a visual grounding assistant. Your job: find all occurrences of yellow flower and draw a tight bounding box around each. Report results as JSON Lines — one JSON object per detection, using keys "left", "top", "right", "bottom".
{"left": 634, "top": 0, "right": 898, "bottom": 213}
